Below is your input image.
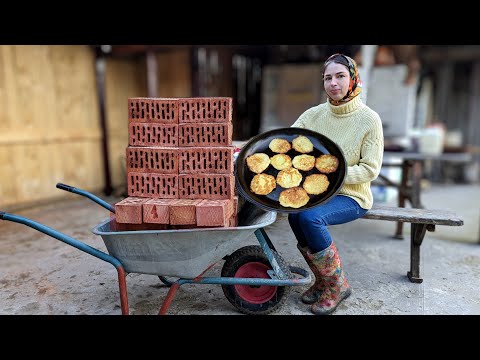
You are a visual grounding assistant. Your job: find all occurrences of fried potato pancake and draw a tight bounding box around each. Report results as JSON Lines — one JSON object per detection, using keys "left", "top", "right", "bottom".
{"left": 279, "top": 187, "right": 310, "bottom": 208}
{"left": 270, "top": 154, "right": 292, "bottom": 170}
{"left": 276, "top": 167, "right": 303, "bottom": 188}
{"left": 302, "top": 174, "right": 330, "bottom": 195}
{"left": 269, "top": 138, "right": 291, "bottom": 153}
{"left": 250, "top": 173, "right": 277, "bottom": 195}
{"left": 292, "top": 154, "right": 315, "bottom": 171}
{"left": 292, "top": 135, "right": 314, "bottom": 153}
{"left": 246, "top": 153, "right": 271, "bottom": 174}
{"left": 315, "top": 154, "right": 339, "bottom": 174}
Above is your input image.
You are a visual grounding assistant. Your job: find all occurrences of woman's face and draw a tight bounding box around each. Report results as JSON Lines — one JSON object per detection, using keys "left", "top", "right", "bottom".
{"left": 323, "top": 62, "right": 350, "bottom": 101}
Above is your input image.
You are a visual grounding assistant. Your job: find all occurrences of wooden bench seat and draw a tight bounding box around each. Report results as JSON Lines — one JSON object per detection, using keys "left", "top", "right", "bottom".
{"left": 361, "top": 205, "right": 464, "bottom": 283}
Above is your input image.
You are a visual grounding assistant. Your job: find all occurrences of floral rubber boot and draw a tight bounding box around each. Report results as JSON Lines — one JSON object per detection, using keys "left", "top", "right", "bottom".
{"left": 306, "top": 242, "right": 352, "bottom": 315}
{"left": 297, "top": 244, "right": 326, "bottom": 304}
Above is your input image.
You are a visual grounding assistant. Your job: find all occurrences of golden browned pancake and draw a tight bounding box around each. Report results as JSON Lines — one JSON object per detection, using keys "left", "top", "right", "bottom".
{"left": 270, "top": 154, "right": 292, "bottom": 170}
{"left": 246, "top": 153, "right": 271, "bottom": 174}
{"left": 269, "top": 138, "right": 291, "bottom": 153}
{"left": 292, "top": 154, "right": 315, "bottom": 171}
{"left": 315, "top": 154, "right": 339, "bottom": 174}
{"left": 292, "top": 135, "right": 314, "bottom": 153}
{"left": 303, "top": 174, "right": 330, "bottom": 195}
{"left": 279, "top": 187, "right": 310, "bottom": 208}
{"left": 276, "top": 167, "right": 303, "bottom": 188}
{"left": 250, "top": 173, "right": 277, "bottom": 195}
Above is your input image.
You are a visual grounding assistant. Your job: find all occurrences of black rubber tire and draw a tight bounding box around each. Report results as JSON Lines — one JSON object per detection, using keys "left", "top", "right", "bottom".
{"left": 221, "top": 245, "right": 291, "bottom": 315}
{"left": 158, "top": 276, "right": 178, "bottom": 287}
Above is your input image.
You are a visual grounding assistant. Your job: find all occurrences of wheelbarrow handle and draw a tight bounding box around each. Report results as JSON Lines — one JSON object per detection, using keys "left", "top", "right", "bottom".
{"left": 56, "top": 183, "right": 115, "bottom": 213}
{"left": 0, "top": 211, "right": 122, "bottom": 269}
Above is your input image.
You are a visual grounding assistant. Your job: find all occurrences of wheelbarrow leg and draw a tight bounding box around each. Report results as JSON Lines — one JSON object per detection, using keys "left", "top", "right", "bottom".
{"left": 117, "top": 267, "right": 130, "bottom": 315}
{"left": 0, "top": 211, "right": 131, "bottom": 315}
{"left": 158, "top": 283, "right": 181, "bottom": 315}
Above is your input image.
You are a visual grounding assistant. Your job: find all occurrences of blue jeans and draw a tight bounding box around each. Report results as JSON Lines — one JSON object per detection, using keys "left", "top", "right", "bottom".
{"left": 288, "top": 195, "right": 368, "bottom": 253}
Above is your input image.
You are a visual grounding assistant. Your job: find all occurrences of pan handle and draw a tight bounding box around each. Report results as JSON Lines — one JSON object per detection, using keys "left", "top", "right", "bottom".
{"left": 56, "top": 183, "right": 115, "bottom": 213}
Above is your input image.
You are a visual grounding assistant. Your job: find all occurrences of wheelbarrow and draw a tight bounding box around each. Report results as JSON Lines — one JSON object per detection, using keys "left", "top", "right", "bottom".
{"left": 0, "top": 183, "right": 311, "bottom": 315}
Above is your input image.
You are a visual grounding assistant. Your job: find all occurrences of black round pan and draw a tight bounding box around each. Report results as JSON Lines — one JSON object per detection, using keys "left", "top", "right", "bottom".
{"left": 235, "top": 127, "right": 347, "bottom": 213}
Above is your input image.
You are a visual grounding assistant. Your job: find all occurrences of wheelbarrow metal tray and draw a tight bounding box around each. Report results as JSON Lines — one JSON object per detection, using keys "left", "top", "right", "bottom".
{"left": 92, "top": 208, "right": 276, "bottom": 279}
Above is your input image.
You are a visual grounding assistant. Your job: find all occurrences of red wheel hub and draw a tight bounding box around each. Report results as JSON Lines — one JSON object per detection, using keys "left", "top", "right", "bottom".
{"left": 234, "top": 262, "right": 277, "bottom": 304}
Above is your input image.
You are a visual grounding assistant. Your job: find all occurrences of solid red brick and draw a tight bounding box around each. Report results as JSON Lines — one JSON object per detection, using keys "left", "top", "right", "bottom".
{"left": 129, "top": 123, "right": 178, "bottom": 147}
{"left": 126, "top": 146, "right": 178, "bottom": 174}
{"left": 178, "top": 174, "right": 235, "bottom": 200}
{"left": 169, "top": 199, "right": 202, "bottom": 225}
{"left": 178, "top": 146, "right": 234, "bottom": 174}
{"left": 196, "top": 197, "right": 238, "bottom": 227}
{"left": 127, "top": 172, "right": 178, "bottom": 198}
{"left": 128, "top": 98, "right": 178, "bottom": 123}
{"left": 178, "top": 123, "right": 233, "bottom": 147}
{"left": 168, "top": 224, "right": 198, "bottom": 230}
{"left": 228, "top": 214, "right": 238, "bottom": 227}
{"left": 114, "top": 197, "right": 149, "bottom": 224}
{"left": 111, "top": 218, "right": 169, "bottom": 231}
{"left": 143, "top": 198, "right": 176, "bottom": 224}
{"left": 178, "top": 97, "right": 232, "bottom": 123}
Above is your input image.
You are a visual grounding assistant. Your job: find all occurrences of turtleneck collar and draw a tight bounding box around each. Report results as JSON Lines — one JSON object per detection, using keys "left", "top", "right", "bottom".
{"left": 327, "top": 94, "right": 363, "bottom": 115}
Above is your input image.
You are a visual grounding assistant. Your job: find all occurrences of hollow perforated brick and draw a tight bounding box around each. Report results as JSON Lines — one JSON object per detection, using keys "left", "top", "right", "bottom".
{"left": 126, "top": 146, "right": 178, "bottom": 174}
{"left": 143, "top": 198, "right": 176, "bottom": 224}
{"left": 178, "top": 97, "right": 232, "bottom": 123}
{"left": 196, "top": 196, "right": 238, "bottom": 227}
{"left": 178, "top": 174, "right": 235, "bottom": 199}
{"left": 178, "top": 123, "right": 233, "bottom": 147}
{"left": 178, "top": 147, "right": 234, "bottom": 174}
{"left": 169, "top": 199, "right": 202, "bottom": 225}
{"left": 129, "top": 123, "right": 178, "bottom": 147}
{"left": 114, "top": 197, "right": 150, "bottom": 224}
{"left": 127, "top": 172, "right": 178, "bottom": 198}
{"left": 128, "top": 98, "right": 178, "bottom": 123}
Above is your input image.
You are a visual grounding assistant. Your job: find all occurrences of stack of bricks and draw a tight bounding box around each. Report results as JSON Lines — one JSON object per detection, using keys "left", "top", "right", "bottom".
{"left": 113, "top": 97, "right": 238, "bottom": 231}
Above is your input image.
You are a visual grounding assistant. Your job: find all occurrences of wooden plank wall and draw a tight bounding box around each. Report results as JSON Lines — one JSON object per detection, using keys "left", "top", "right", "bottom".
{"left": 104, "top": 57, "right": 147, "bottom": 190}
{"left": 0, "top": 47, "right": 193, "bottom": 209}
{"left": 0, "top": 45, "right": 102, "bottom": 209}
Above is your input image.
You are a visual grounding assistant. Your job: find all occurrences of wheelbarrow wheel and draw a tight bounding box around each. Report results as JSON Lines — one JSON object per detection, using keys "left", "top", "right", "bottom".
{"left": 221, "top": 245, "right": 291, "bottom": 315}
{"left": 158, "top": 276, "right": 178, "bottom": 287}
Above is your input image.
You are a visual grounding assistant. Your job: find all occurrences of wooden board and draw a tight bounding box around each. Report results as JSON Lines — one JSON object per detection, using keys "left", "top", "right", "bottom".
{"left": 363, "top": 205, "right": 464, "bottom": 226}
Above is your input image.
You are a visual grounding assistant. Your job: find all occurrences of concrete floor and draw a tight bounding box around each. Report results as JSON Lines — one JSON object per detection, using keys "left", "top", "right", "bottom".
{"left": 1, "top": 184, "right": 479, "bottom": 315}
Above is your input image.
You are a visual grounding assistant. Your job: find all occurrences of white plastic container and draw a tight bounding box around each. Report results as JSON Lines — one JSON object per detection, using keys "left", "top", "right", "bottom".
{"left": 418, "top": 127, "right": 444, "bottom": 155}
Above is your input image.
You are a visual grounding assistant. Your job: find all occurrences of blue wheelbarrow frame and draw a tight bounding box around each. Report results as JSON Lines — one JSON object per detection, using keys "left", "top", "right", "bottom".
{"left": 0, "top": 183, "right": 311, "bottom": 315}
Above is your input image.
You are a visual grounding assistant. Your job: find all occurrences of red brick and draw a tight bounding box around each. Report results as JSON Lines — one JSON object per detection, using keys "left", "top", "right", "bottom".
{"left": 114, "top": 197, "right": 149, "bottom": 224}
{"left": 168, "top": 224, "right": 198, "bottom": 230}
{"left": 228, "top": 214, "right": 238, "bottom": 227}
{"left": 178, "top": 147, "right": 234, "bottom": 174}
{"left": 128, "top": 98, "right": 178, "bottom": 123}
{"left": 169, "top": 199, "right": 202, "bottom": 225}
{"left": 178, "top": 123, "right": 233, "bottom": 147}
{"left": 129, "top": 123, "right": 178, "bottom": 147}
{"left": 196, "top": 197, "right": 238, "bottom": 227}
{"left": 143, "top": 198, "right": 176, "bottom": 224}
{"left": 111, "top": 219, "right": 169, "bottom": 231}
{"left": 127, "top": 172, "right": 178, "bottom": 198}
{"left": 178, "top": 97, "right": 232, "bottom": 123}
{"left": 178, "top": 174, "right": 235, "bottom": 200}
{"left": 126, "top": 146, "right": 178, "bottom": 174}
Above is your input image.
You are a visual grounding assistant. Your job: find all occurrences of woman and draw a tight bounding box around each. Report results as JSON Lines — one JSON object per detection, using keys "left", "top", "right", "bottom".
{"left": 289, "top": 53, "right": 384, "bottom": 315}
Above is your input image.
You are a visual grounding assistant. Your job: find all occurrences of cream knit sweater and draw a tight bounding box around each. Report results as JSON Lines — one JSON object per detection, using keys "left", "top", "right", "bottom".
{"left": 292, "top": 95, "right": 384, "bottom": 209}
